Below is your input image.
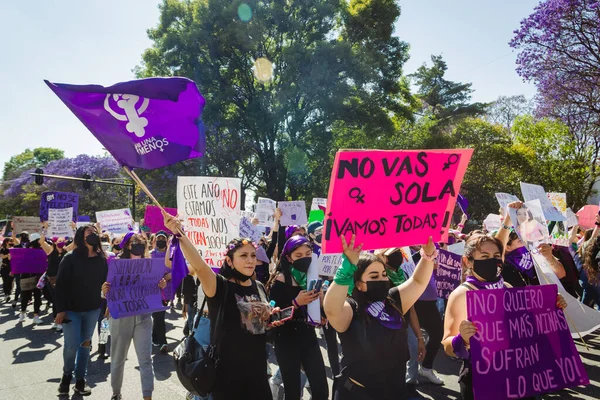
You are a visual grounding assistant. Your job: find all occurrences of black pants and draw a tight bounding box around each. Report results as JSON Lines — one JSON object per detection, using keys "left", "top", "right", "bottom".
{"left": 1, "top": 271, "right": 13, "bottom": 296}
{"left": 324, "top": 322, "right": 340, "bottom": 376}
{"left": 14, "top": 275, "right": 21, "bottom": 302}
{"left": 414, "top": 300, "right": 443, "bottom": 369}
{"left": 274, "top": 325, "right": 329, "bottom": 400}
{"left": 21, "top": 288, "right": 42, "bottom": 314}
{"left": 46, "top": 283, "right": 57, "bottom": 318}
{"left": 152, "top": 310, "right": 167, "bottom": 345}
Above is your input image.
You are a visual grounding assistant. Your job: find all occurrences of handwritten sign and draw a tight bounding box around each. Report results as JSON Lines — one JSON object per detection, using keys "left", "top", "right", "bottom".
{"left": 311, "top": 198, "right": 327, "bottom": 211}
{"left": 565, "top": 208, "right": 578, "bottom": 228}
{"left": 239, "top": 217, "right": 262, "bottom": 242}
{"left": 40, "top": 191, "right": 78, "bottom": 222}
{"left": 468, "top": 285, "right": 589, "bottom": 400}
{"left": 278, "top": 201, "right": 308, "bottom": 226}
{"left": 436, "top": 249, "right": 461, "bottom": 299}
{"left": 9, "top": 248, "right": 48, "bottom": 274}
{"left": 509, "top": 200, "right": 550, "bottom": 250}
{"left": 144, "top": 205, "right": 178, "bottom": 234}
{"left": 322, "top": 149, "right": 472, "bottom": 253}
{"left": 177, "top": 176, "right": 241, "bottom": 268}
{"left": 520, "top": 182, "right": 566, "bottom": 222}
{"left": 255, "top": 197, "right": 276, "bottom": 226}
{"left": 12, "top": 216, "right": 42, "bottom": 235}
{"left": 483, "top": 214, "right": 501, "bottom": 232}
{"left": 495, "top": 192, "right": 520, "bottom": 212}
{"left": 547, "top": 193, "right": 567, "bottom": 216}
{"left": 242, "top": 210, "right": 255, "bottom": 220}
{"left": 48, "top": 207, "right": 74, "bottom": 237}
{"left": 96, "top": 209, "right": 133, "bottom": 234}
{"left": 106, "top": 258, "right": 169, "bottom": 318}
{"left": 576, "top": 205, "right": 599, "bottom": 230}
{"left": 317, "top": 253, "right": 343, "bottom": 276}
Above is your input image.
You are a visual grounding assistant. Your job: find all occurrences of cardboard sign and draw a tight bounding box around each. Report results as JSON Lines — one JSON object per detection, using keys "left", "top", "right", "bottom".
{"left": 509, "top": 200, "right": 550, "bottom": 250}
{"left": 576, "top": 205, "right": 599, "bottom": 230}
{"left": 311, "top": 198, "right": 327, "bottom": 211}
{"left": 177, "top": 176, "right": 241, "bottom": 268}
{"left": 436, "top": 249, "right": 461, "bottom": 299}
{"left": 12, "top": 216, "right": 42, "bottom": 235}
{"left": 278, "top": 201, "right": 308, "bottom": 226}
{"left": 547, "top": 193, "right": 567, "bottom": 216}
{"left": 48, "top": 207, "right": 74, "bottom": 237}
{"left": 239, "top": 216, "right": 262, "bottom": 242}
{"left": 495, "top": 192, "right": 520, "bottom": 212}
{"left": 468, "top": 285, "right": 589, "bottom": 400}
{"left": 9, "top": 248, "right": 48, "bottom": 274}
{"left": 483, "top": 214, "right": 501, "bottom": 232}
{"left": 566, "top": 208, "right": 578, "bottom": 228}
{"left": 96, "top": 209, "right": 133, "bottom": 234}
{"left": 520, "top": 182, "right": 566, "bottom": 221}
{"left": 144, "top": 205, "right": 178, "bottom": 234}
{"left": 106, "top": 258, "right": 169, "bottom": 319}
{"left": 322, "top": 149, "right": 472, "bottom": 253}
{"left": 317, "top": 253, "right": 343, "bottom": 276}
{"left": 40, "top": 191, "right": 78, "bottom": 222}
{"left": 255, "top": 197, "right": 276, "bottom": 226}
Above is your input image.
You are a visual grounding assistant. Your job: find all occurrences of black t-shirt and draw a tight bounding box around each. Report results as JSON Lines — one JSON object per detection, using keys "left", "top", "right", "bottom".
{"left": 55, "top": 252, "right": 108, "bottom": 313}
{"left": 269, "top": 280, "right": 309, "bottom": 327}
{"left": 0, "top": 247, "right": 10, "bottom": 272}
{"left": 338, "top": 286, "right": 408, "bottom": 399}
{"left": 46, "top": 248, "right": 65, "bottom": 278}
{"left": 501, "top": 262, "right": 539, "bottom": 288}
{"left": 206, "top": 275, "right": 268, "bottom": 371}
{"left": 182, "top": 275, "right": 199, "bottom": 308}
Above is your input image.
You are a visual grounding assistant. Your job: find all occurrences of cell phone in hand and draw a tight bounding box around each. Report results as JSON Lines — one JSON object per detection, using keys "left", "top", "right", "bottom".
{"left": 313, "top": 279, "right": 324, "bottom": 292}
{"left": 269, "top": 306, "right": 294, "bottom": 325}
{"left": 308, "top": 279, "right": 317, "bottom": 291}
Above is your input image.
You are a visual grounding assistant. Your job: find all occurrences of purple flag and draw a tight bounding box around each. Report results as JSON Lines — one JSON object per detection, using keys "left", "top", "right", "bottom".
{"left": 467, "top": 285, "right": 589, "bottom": 400}
{"left": 457, "top": 193, "right": 469, "bottom": 218}
{"left": 45, "top": 77, "right": 206, "bottom": 169}
{"left": 169, "top": 237, "right": 188, "bottom": 301}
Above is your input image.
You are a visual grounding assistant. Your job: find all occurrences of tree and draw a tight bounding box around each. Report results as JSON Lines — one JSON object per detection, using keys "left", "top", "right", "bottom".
{"left": 2, "top": 148, "right": 64, "bottom": 181}
{"left": 486, "top": 95, "right": 533, "bottom": 135}
{"left": 135, "top": 0, "right": 413, "bottom": 200}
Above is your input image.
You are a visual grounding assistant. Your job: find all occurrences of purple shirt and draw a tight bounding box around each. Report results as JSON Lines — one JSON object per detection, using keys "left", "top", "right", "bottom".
{"left": 419, "top": 272, "right": 438, "bottom": 301}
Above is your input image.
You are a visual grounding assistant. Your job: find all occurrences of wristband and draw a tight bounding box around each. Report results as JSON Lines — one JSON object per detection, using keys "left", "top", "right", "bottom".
{"left": 292, "top": 299, "right": 300, "bottom": 309}
{"left": 452, "top": 334, "right": 470, "bottom": 360}
{"left": 501, "top": 223, "right": 511, "bottom": 230}
{"left": 419, "top": 248, "right": 439, "bottom": 261}
{"left": 457, "top": 224, "right": 464, "bottom": 229}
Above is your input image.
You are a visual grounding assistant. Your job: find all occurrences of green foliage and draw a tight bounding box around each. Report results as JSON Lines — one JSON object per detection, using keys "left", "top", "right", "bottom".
{"left": 2, "top": 148, "right": 64, "bottom": 181}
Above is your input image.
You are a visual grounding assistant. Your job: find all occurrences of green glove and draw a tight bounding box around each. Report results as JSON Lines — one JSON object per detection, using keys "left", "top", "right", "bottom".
{"left": 334, "top": 254, "right": 357, "bottom": 290}
{"left": 386, "top": 268, "right": 407, "bottom": 286}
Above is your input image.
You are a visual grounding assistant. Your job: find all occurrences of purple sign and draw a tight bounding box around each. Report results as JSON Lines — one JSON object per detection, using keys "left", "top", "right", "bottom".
{"left": 467, "top": 285, "right": 589, "bottom": 400}
{"left": 106, "top": 258, "right": 169, "bottom": 319}
{"left": 10, "top": 248, "right": 48, "bottom": 274}
{"left": 436, "top": 249, "right": 461, "bottom": 299}
{"left": 40, "top": 191, "right": 79, "bottom": 222}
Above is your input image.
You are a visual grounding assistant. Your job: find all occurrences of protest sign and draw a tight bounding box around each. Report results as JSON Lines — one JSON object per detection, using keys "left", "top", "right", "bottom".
{"left": 76, "top": 216, "right": 91, "bottom": 229}
{"left": 96, "top": 209, "right": 133, "bottom": 234}
{"left": 576, "top": 205, "right": 599, "bottom": 229}
{"left": 242, "top": 210, "right": 255, "bottom": 220}
{"left": 177, "top": 176, "right": 241, "bottom": 268}
{"left": 12, "top": 216, "right": 41, "bottom": 235}
{"left": 547, "top": 193, "right": 567, "bottom": 217}
{"left": 308, "top": 209, "right": 325, "bottom": 224}
{"left": 144, "top": 205, "right": 178, "bottom": 234}
{"left": 311, "top": 198, "right": 327, "bottom": 211}
{"left": 278, "top": 201, "right": 308, "bottom": 226}
{"left": 106, "top": 258, "right": 169, "bottom": 319}
{"left": 436, "top": 249, "right": 461, "bottom": 299}
{"left": 495, "top": 192, "right": 520, "bottom": 212}
{"left": 306, "top": 254, "right": 321, "bottom": 325}
{"left": 566, "top": 208, "right": 578, "bottom": 228}
{"left": 255, "top": 197, "right": 276, "bottom": 226}
{"left": 447, "top": 241, "right": 466, "bottom": 256}
{"left": 9, "top": 248, "right": 48, "bottom": 274}
{"left": 322, "top": 149, "right": 472, "bottom": 254}
{"left": 468, "top": 285, "right": 589, "bottom": 400}
{"left": 520, "top": 182, "right": 566, "bottom": 221}
{"left": 239, "top": 217, "right": 262, "bottom": 243}
{"left": 48, "top": 207, "right": 74, "bottom": 237}
{"left": 509, "top": 200, "right": 550, "bottom": 250}
{"left": 483, "top": 214, "right": 501, "bottom": 232}
{"left": 40, "top": 191, "right": 78, "bottom": 222}
{"left": 318, "top": 253, "right": 343, "bottom": 276}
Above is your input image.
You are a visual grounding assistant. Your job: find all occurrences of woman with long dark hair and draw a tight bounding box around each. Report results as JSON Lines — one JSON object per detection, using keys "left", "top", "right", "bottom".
{"left": 0, "top": 238, "right": 14, "bottom": 303}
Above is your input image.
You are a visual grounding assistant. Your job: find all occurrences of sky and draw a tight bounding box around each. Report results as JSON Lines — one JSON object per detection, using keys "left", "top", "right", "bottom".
{"left": 0, "top": 0, "right": 540, "bottom": 175}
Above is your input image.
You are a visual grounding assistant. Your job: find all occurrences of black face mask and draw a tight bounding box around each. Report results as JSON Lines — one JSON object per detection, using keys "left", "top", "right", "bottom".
{"left": 112, "top": 244, "right": 121, "bottom": 252}
{"left": 364, "top": 280, "right": 391, "bottom": 302}
{"left": 130, "top": 243, "right": 146, "bottom": 256}
{"left": 156, "top": 240, "right": 167, "bottom": 249}
{"left": 292, "top": 257, "right": 312, "bottom": 273}
{"left": 315, "top": 234, "right": 322, "bottom": 243}
{"left": 85, "top": 233, "right": 100, "bottom": 247}
{"left": 230, "top": 265, "right": 252, "bottom": 282}
{"left": 473, "top": 258, "right": 502, "bottom": 282}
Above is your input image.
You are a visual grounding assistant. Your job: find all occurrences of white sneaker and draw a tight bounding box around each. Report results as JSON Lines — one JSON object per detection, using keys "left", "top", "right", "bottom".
{"left": 33, "top": 315, "right": 42, "bottom": 325}
{"left": 51, "top": 322, "right": 58, "bottom": 330}
{"left": 18, "top": 312, "right": 26, "bottom": 323}
{"left": 419, "top": 367, "right": 444, "bottom": 385}
{"left": 55, "top": 324, "right": 63, "bottom": 332}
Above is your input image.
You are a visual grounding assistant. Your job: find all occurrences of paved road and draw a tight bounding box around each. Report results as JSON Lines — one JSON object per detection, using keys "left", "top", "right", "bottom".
{"left": 1, "top": 298, "right": 598, "bottom": 399}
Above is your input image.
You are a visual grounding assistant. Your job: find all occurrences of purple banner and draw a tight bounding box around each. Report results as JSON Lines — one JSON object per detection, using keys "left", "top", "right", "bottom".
{"left": 468, "top": 285, "right": 589, "bottom": 400}
{"left": 10, "top": 248, "right": 48, "bottom": 274}
{"left": 40, "top": 191, "right": 79, "bottom": 222}
{"left": 106, "top": 258, "right": 169, "bottom": 319}
{"left": 436, "top": 249, "right": 461, "bottom": 299}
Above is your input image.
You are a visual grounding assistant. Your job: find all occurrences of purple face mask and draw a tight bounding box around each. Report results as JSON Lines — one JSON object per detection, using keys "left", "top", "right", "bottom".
{"left": 57, "top": 242, "right": 66, "bottom": 249}
{"left": 447, "top": 236, "right": 456, "bottom": 245}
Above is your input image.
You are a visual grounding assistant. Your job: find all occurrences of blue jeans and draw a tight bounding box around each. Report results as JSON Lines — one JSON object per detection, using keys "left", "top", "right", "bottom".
{"left": 62, "top": 309, "right": 101, "bottom": 380}
{"left": 406, "top": 325, "right": 418, "bottom": 381}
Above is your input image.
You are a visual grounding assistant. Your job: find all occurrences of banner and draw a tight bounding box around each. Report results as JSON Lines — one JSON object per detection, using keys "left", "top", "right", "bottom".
{"left": 468, "top": 285, "right": 589, "bottom": 400}
{"left": 239, "top": 217, "right": 262, "bottom": 242}
{"left": 255, "top": 197, "right": 276, "bottom": 226}
{"left": 106, "top": 258, "right": 169, "bottom": 318}
{"left": 566, "top": 208, "right": 578, "bottom": 228}
{"left": 509, "top": 200, "right": 550, "bottom": 250}
{"left": 278, "top": 201, "right": 308, "bottom": 226}
{"left": 177, "top": 176, "right": 241, "bottom": 268}
{"left": 436, "top": 249, "right": 461, "bottom": 299}
{"left": 483, "top": 214, "right": 501, "bottom": 232}
{"left": 322, "top": 149, "right": 472, "bottom": 253}
{"left": 495, "top": 192, "right": 520, "bottom": 211}
{"left": 9, "top": 248, "right": 48, "bottom": 274}
{"left": 96, "top": 209, "right": 133, "bottom": 234}
{"left": 311, "top": 198, "right": 327, "bottom": 211}
{"left": 12, "top": 216, "right": 42, "bottom": 235}
{"left": 48, "top": 207, "right": 74, "bottom": 237}
{"left": 144, "top": 205, "right": 178, "bottom": 234}
{"left": 520, "top": 182, "right": 566, "bottom": 221}
{"left": 40, "top": 191, "right": 78, "bottom": 222}
{"left": 576, "top": 205, "right": 599, "bottom": 230}
{"left": 317, "top": 253, "right": 343, "bottom": 276}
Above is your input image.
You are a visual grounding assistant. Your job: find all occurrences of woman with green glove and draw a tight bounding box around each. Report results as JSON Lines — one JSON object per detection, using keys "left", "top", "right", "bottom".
{"left": 323, "top": 234, "right": 437, "bottom": 400}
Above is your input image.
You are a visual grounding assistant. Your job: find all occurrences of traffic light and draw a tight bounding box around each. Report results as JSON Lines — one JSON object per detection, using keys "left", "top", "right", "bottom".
{"left": 83, "top": 174, "right": 92, "bottom": 190}
{"left": 34, "top": 168, "right": 44, "bottom": 185}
